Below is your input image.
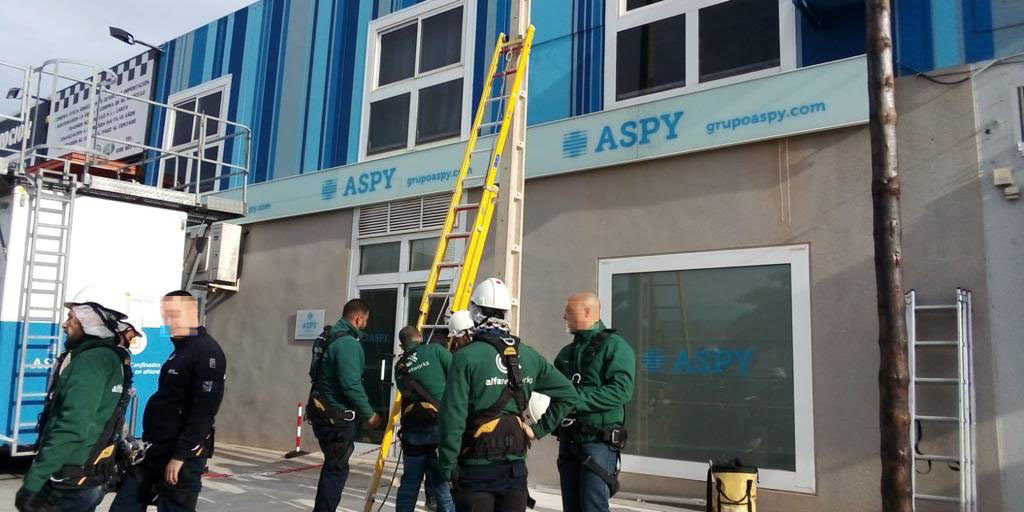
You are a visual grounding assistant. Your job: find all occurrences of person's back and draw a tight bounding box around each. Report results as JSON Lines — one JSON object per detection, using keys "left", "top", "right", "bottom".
{"left": 393, "top": 327, "right": 455, "bottom": 512}
{"left": 438, "top": 307, "right": 578, "bottom": 512}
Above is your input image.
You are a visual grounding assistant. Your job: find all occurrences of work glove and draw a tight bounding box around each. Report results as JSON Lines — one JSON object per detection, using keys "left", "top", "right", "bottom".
{"left": 14, "top": 487, "right": 57, "bottom": 512}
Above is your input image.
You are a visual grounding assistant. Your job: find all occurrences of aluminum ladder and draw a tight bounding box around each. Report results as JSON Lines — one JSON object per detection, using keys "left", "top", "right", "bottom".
{"left": 907, "top": 289, "right": 977, "bottom": 511}
{"left": 361, "top": 26, "right": 535, "bottom": 512}
{"left": 11, "top": 170, "right": 77, "bottom": 455}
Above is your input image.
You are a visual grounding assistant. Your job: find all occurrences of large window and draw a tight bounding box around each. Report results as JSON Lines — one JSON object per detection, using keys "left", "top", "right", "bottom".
{"left": 159, "top": 76, "right": 231, "bottom": 193}
{"left": 598, "top": 245, "right": 814, "bottom": 492}
{"left": 361, "top": 0, "right": 475, "bottom": 160}
{"left": 605, "top": 0, "right": 796, "bottom": 107}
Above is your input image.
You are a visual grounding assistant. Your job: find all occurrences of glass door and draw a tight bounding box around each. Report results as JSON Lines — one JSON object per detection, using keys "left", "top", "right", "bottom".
{"left": 358, "top": 287, "right": 399, "bottom": 444}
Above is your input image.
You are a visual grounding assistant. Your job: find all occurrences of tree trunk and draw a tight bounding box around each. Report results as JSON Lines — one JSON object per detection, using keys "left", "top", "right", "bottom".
{"left": 866, "top": 1, "right": 912, "bottom": 511}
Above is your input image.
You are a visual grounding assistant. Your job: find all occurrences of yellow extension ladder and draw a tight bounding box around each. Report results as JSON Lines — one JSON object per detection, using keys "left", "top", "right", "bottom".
{"left": 361, "top": 27, "right": 536, "bottom": 512}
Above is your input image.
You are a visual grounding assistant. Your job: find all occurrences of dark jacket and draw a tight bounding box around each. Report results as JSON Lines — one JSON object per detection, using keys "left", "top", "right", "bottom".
{"left": 142, "top": 327, "right": 226, "bottom": 460}
{"left": 23, "top": 337, "right": 125, "bottom": 492}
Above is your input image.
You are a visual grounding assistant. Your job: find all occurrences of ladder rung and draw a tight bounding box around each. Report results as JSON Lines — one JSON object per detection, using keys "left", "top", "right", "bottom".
{"left": 20, "top": 393, "right": 47, "bottom": 400}
{"left": 494, "top": 69, "right": 519, "bottom": 78}
{"left": 914, "top": 341, "right": 958, "bottom": 347}
{"left": 37, "top": 223, "right": 69, "bottom": 230}
{"left": 421, "top": 324, "right": 447, "bottom": 330}
{"left": 437, "top": 261, "right": 463, "bottom": 268}
{"left": 31, "top": 278, "right": 61, "bottom": 284}
{"left": 428, "top": 292, "right": 452, "bottom": 299}
{"left": 26, "top": 316, "right": 56, "bottom": 322}
{"left": 501, "top": 43, "right": 523, "bottom": 53}
{"left": 29, "top": 288, "right": 58, "bottom": 294}
{"left": 915, "top": 377, "right": 959, "bottom": 384}
{"left": 17, "top": 423, "right": 38, "bottom": 430}
{"left": 27, "top": 335, "right": 60, "bottom": 340}
{"left": 916, "top": 454, "right": 959, "bottom": 463}
{"left": 38, "top": 193, "right": 71, "bottom": 202}
{"left": 38, "top": 208, "right": 65, "bottom": 215}
{"left": 915, "top": 304, "right": 956, "bottom": 310}
{"left": 34, "top": 250, "right": 65, "bottom": 257}
{"left": 455, "top": 203, "right": 479, "bottom": 211}
{"left": 30, "top": 262, "right": 59, "bottom": 268}
{"left": 478, "top": 120, "right": 503, "bottom": 130}
{"left": 485, "top": 95, "right": 510, "bottom": 103}
{"left": 914, "top": 493, "right": 961, "bottom": 503}
{"left": 916, "top": 415, "right": 958, "bottom": 422}
{"left": 446, "top": 232, "right": 471, "bottom": 240}
{"left": 35, "top": 234, "right": 63, "bottom": 241}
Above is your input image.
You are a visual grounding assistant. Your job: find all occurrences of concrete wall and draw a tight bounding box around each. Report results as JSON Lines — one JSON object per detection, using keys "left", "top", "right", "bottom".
{"left": 971, "top": 60, "right": 1024, "bottom": 508}
{"left": 205, "top": 209, "right": 353, "bottom": 453}
{"left": 203, "top": 73, "right": 1003, "bottom": 510}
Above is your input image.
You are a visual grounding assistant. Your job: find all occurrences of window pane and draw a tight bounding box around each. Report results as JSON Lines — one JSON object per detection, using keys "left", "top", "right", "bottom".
{"left": 626, "top": 0, "right": 663, "bottom": 10}
{"left": 699, "top": 0, "right": 780, "bottom": 82}
{"left": 409, "top": 237, "right": 439, "bottom": 271}
{"left": 407, "top": 284, "right": 450, "bottom": 343}
{"left": 198, "top": 146, "right": 220, "bottom": 193}
{"left": 357, "top": 287, "right": 398, "bottom": 444}
{"left": 360, "top": 242, "right": 401, "bottom": 274}
{"left": 420, "top": 7, "right": 463, "bottom": 73}
{"left": 379, "top": 24, "right": 417, "bottom": 86}
{"left": 197, "top": 91, "right": 223, "bottom": 136}
{"left": 616, "top": 15, "right": 685, "bottom": 101}
{"left": 368, "top": 93, "right": 410, "bottom": 155}
{"left": 172, "top": 99, "right": 196, "bottom": 146}
{"left": 416, "top": 79, "right": 462, "bottom": 144}
{"left": 612, "top": 264, "right": 796, "bottom": 471}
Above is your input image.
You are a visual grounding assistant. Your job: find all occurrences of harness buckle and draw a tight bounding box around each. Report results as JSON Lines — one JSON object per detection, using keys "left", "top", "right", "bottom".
{"left": 343, "top": 410, "right": 356, "bottom": 422}
{"left": 571, "top": 373, "right": 582, "bottom": 385}
{"left": 610, "top": 429, "right": 622, "bottom": 446}
{"left": 501, "top": 336, "right": 516, "bottom": 346}
{"left": 561, "top": 418, "right": 576, "bottom": 428}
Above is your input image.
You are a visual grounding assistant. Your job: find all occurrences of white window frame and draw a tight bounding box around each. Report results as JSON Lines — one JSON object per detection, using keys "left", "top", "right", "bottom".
{"left": 604, "top": 0, "right": 797, "bottom": 109}
{"left": 359, "top": 0, "right": 477, "bottom": 162}
{"left": 597, "top": 244, "right": 815, "bottom": 493}
{"left": 159, "top": 75, "right": 233, "bottom": 192}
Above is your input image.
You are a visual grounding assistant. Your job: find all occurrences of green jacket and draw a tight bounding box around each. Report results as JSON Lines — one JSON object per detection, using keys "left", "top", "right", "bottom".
{"left": 311, "top": 318, "right": 375, "bottom": 420}
{"left": 554, "top": 321, "right": 636, "bottom": 439}
{"left": 396, "top": 342, "right": 451, "bottom": 405}
{"left": 438, "top": 329, "right": 578, "bottom": 479}
{"left": 24, "top": 337, "right": 125, "bottom": 493}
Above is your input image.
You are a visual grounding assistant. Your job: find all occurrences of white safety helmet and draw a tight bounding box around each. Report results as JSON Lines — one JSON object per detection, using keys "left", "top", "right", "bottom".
{"left": 447, "top": 310, "right": 475, "bottom": 337}
{"left": 469, "top": 278, "right": 513, "bottom": 324}
{"left": 523, "top": 392, "right": 550, "bottom": 426}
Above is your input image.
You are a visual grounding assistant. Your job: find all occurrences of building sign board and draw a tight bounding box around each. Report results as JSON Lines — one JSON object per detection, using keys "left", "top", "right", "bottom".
{"left": 216, "top": 56, "right": 868, "bottom": 224}
{"left": 295, "top": 309, "right": 326, "bottom": 340}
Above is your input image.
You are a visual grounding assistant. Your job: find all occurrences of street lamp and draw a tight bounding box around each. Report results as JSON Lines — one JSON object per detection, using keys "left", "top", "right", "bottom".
{"left": 109, "top": 27, "right": 164, "bottom": 53}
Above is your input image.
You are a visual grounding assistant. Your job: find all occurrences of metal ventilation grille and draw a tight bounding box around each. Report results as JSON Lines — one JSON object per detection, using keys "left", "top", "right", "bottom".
{"left": 357, "top": 193, "right": 452, "bottom": 237}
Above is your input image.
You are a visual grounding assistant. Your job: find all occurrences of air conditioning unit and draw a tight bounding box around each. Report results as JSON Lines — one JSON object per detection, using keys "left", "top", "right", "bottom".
{"left": 190, "top": 222, "right": 242, "bottom": 287}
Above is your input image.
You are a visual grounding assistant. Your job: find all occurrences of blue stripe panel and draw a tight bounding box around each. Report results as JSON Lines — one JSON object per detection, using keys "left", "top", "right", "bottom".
{"left": 931, "top": 0, "right": 964, "bottom": 69}
{"left": 572, "top": 0, "right": 604, "bottom": 117}
{"left": 895, "top": 0, "right": 935, "bottom": 74}
{"left": 963, "top": 0, "right": 995, "bottom": 62}
{"left": 529, "top": 0, "right": 573, "bottom": 125}
{"left": 213, "top": 18, "right": 228, "bottom": 77}
{"left": 190, "top": 26, "right": 208, "bottom": 88}
{"left": 273, "top": 0, "right": 316, "bottom": 180}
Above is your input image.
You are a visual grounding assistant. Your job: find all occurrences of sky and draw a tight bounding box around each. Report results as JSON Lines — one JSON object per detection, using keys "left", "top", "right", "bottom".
{"left": 0, "top": 0, "right": 255, "bottom": 106}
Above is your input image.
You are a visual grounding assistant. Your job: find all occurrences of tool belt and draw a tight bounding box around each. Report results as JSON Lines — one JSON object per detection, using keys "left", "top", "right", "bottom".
{"left": 395, "top": 349, "right": 442, "bottom": 430}
{"left": 557, "top": 418, "right": 628, "bottom": 450}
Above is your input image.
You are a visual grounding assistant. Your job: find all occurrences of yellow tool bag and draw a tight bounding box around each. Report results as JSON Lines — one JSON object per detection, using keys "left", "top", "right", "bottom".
{"left": 705, "top": 461, "right": 757, "bottom": 512}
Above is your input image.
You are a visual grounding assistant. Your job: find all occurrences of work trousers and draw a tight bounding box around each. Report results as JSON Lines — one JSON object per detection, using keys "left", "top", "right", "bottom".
{"left": 45, "top": 483, "right": 105, "bottom": 512}
{"left": 396, "top": 426, "right": 454, "bottom": 512}
{"left": 109, "top": 455, "right": 207, "bottom": 512}
{"left": 312, "top": 421, "right": 357, "bottom": 512}
{"left": 453, "top": 460, "right": 529, "bottom": 512}
{"left": 557, "top": 440, "right": 620, "bottom": 512}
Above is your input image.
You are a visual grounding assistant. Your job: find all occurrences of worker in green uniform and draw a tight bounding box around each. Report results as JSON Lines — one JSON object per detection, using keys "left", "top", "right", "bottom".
{"left": 438, "top": 278, "right": 579, "bottom": 512}
{"left": 554, "top": 292, "right": 636, "bottom": 512}
{"left": 16, "top": 302, "right": 133, "bottom": 512}
{"left": 307, "top": 298, "right": 383, "bottom": 512}
{"left": 394, "top": 326, "right": 455, "bottom": 512}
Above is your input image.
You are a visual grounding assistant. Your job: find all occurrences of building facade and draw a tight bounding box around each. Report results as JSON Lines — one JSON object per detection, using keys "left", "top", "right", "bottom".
{"left": 129, "top": 0, "right": 1024, "bottom": 509}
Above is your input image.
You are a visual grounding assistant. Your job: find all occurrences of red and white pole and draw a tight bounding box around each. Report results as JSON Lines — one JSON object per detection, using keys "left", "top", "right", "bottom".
{"left": 284, "top": 402, "right": 310, "bottom": 459}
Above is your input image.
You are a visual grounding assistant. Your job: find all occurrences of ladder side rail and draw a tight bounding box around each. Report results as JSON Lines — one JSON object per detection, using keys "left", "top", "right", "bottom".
{"left": 955, "top": 289, "right": 967, "bottom": 511}
{"left": 963, "top": 289, "right": 978, "bottom": 510}
{"left": 414, "top": 35, "right": 507, "bottom": 332}
{"left": 52, "top": 177, "right": 76, "bottom": 369}
{"left": 453, "top": 31, "right": 534, "bottom": 311}
{"left": 363, "top": 34, "right": 512, "bottom": 512}
{"left": 906, "top": 290, "right": 918, "bottom": 508}
{"left": 12, "top": 176, "right": 46, "bottom": 449}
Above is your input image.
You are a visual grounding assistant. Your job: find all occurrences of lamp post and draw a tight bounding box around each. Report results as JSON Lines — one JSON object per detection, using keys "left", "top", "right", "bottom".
{"left": 109, "top": 26, "right": 163, "bottom": 183}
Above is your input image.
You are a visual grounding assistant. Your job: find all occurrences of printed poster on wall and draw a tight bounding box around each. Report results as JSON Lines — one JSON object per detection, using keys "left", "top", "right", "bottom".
{"left": 45, "top": 51, "right": 155, "bottom": 161}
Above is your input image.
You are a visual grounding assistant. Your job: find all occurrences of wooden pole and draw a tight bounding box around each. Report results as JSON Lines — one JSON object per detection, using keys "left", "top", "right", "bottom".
{"left": 866, "top": 1, "right": 912, "bottom": 511}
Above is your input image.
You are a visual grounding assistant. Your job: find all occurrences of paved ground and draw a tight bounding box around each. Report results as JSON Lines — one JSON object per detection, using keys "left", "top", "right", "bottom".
{"left": 0, "top": 443, "right": 696, "bottom": 511}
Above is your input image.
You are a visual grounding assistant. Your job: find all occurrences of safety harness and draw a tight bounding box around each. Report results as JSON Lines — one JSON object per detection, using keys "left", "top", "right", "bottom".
{"left": 460, "top": 330, "right": 531, "bottom": 462}
{"left": 558, "top": 328, "right": 627, "bottom": 496}
{"left": 306, "top": 326, "right": 357, "bottom": 426}
{"left": 38, "top": 342, "right": 134, "bottom": 489}
{"left": 394, "top": 348, "right": 441, "bottom": 430}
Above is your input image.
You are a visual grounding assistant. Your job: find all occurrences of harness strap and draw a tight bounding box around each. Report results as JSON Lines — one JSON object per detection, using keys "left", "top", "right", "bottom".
{"left": 569, "top": 329, "right": 617, "bottom": 386}
{"left": 395, "top": 351, "right": 441, "bottom": 409}
{"left": 308, "top": 326, "right": 357, "bottom": 424}
{"left": 580, "top": 454, "right": 621, "bottom": 497}
{"left": 469, "top": 331, "right": 528, "bottom": 424}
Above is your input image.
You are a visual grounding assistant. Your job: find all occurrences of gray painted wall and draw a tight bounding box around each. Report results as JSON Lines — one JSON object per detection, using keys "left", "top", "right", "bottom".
{"left": 971, "top": 60, "right": 1024, "bottom": 508}
{"left": 205, "top": 209, "right": 353, "bottom": 453}
{"left": 203, "top": 74, "right": 1001, "bottom": 510}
